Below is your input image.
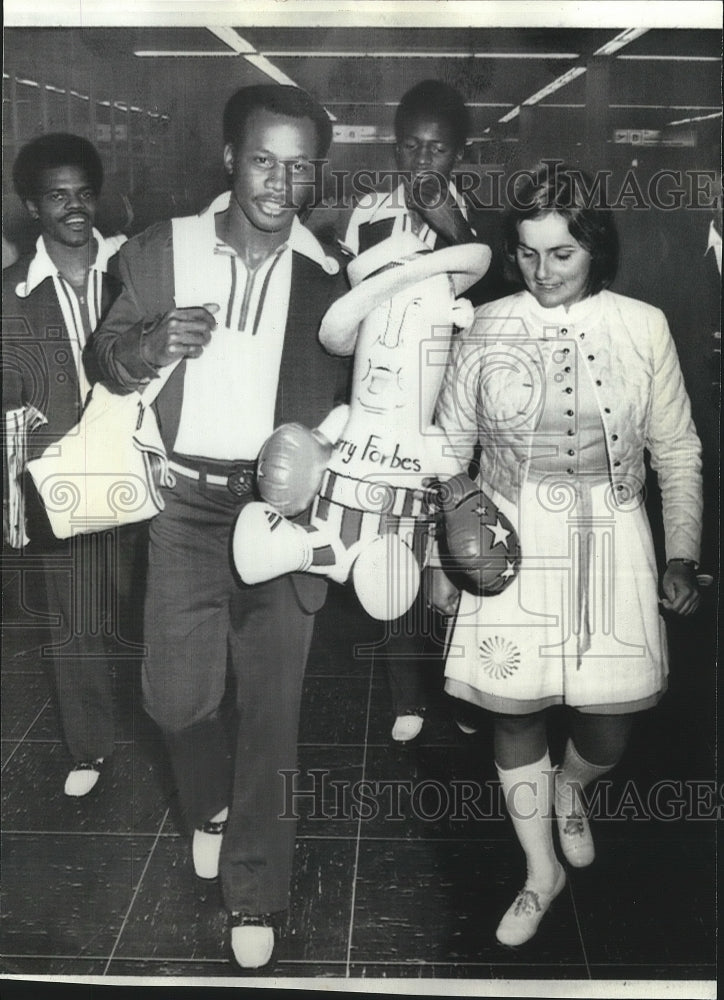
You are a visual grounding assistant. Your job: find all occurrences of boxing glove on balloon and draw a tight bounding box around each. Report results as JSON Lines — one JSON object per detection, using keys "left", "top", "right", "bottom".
{"left": 257, "top": 423, "right": 333, "bottom": 517}
{"left": 437, "top": 473, "right": 520, "bottom": 595}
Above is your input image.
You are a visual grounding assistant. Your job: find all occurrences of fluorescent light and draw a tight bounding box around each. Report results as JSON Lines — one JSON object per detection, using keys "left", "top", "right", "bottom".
{"left": 206, "top": 26, "right": 256, "bottom": 54}
{"left": 498, "top": 107, "right": 520, "bottom": 124}
{"left": 593, "top": 28, "right": 648, "bottom": 56}
{"left": 45, "top": 84, "right": 66, "bottom": 94}
{"left": 202, "top": 27, "right": 336, "bottom": 120}
{"left": 324, "top": 101, "right": 512, "bottom": 108}
{"left": 260, "top": 51, "right": 580, "bottom": 60}
{"left": 667, "top": 110, "right": 722, "bottom": 126}
{"left": 618, "top": 54, "right": 721, "bottom": 62}
{"left": 244, "top": 53, "right": 302, "bottom": 88}
{"left": 611, "top": 104, "right": 721, "bottom": 110}
{"left": 134, "top": 50, "right": 238, "bottom": 57}
{"left": 16, "top": 77, "right": 39, "bottom": 87}
{"left": 522, "top": 66, "right": 587, "bottom": 106}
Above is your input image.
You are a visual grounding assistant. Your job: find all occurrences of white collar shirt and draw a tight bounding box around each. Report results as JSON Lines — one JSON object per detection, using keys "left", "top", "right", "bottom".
{"left": 15, "top": 229, "right": 127, "bottom": 405}
{"left": 172, "top": 191, "right": 339, "bottom": 461}
{"left": 706, "top": 218, "right": 722, "bottom": 277}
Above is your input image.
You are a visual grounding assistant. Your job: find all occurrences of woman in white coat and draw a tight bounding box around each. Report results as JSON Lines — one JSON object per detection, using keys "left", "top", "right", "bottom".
{"left": 435, "top": 163, "right": 703, "bottom": 947}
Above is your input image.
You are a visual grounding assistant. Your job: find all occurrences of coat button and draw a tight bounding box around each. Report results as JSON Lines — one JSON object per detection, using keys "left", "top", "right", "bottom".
{"left": 587, "top": 354, "right": 595, "bottom": 361}
{"left": 564, "top": 366, "right": 571, "bottom": 373}
{"left": 611, "top": 434, "right": 618, "bottom": 441}
{"left": 595, "top": 379, "right": 602, "bottom": 386}
{"left": 567, "top": 429, "right": 575, "bottom": 436}
{"left": 604, "top": 407, "right": 611, "bottom": 413}
{"left": 560, "top": 328, "right": 568, "bottom": 335}
{"left": 567, "top": 467, "right": 575, "bottom": 475}
{"left": 566, "top": 409, "right": 574, "bottom": 416}
{"left": 567, "top": 449, "right": 575, "bottom": 456}
{"left": 614, "top": 460, "right": 621, "bottom": 467}
{"left": 565, "top": 387, "right": 573, "bottom": 394}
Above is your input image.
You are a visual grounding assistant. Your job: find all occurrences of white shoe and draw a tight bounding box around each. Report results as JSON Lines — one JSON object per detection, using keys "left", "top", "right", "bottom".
{"left": 64, "top": 758, "right": 105, "bottom": 797}
{"left": 392, "top": 714, "right": 424, "bottom": 742}
{"left": 495, "top": 865, "right": 566, "bottom": 947}
{"left": 230, "top": 916, "right": 275, "bottom": 969}
{"left": 555, "top": 774, "right": 595, "bottom": 868}
{"left": 192, "top": 807, "right": 228, "bottom": 880}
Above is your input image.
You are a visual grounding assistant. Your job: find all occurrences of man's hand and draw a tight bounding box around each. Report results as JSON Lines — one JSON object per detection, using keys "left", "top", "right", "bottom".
{"left": 409, "top": 174, "right": 476, "bottom": 246}
{"left": 140, "top": 303, "right": 219, "bottom": 368}
{"left": 661, "top": 562, "right": 701, "bottom": 615}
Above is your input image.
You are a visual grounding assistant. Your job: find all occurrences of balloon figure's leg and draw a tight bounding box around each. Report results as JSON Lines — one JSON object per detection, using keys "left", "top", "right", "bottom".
{"left": 352, "top": 533, "right": 421, "bottom": 621}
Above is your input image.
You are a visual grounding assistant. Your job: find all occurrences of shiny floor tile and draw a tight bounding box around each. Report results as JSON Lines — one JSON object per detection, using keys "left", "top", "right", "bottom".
{"left": 0, "top": 833, "right": 156, "bottom": 959}
{"left": 1, "top": 741, "right": 170, "bottom": 834}
{"left": 298, "top": 675, "right": 372, "bottom": 746}
{"left": 0, "top": 673, "right": 52, "bottom": 740}
{"left": 349, "top": 839, "right": 585, "bottom": 966}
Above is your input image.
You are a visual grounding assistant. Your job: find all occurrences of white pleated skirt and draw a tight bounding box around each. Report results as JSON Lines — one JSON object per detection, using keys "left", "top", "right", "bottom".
{"left": 443, "top": 475, "right": 668, "bottom": 715}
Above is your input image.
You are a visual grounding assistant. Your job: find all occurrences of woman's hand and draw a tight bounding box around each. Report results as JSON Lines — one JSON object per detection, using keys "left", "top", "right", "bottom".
{"left": 425, "top": 566, "right": 461, "bottom": 618}
{"left": 661, "top": 562, "right": 701, "bottom": 615}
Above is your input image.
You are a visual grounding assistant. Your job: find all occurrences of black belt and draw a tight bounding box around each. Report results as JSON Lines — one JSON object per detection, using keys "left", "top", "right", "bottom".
{"left": 169, "top": 452, "right": 257, "bottom": 498}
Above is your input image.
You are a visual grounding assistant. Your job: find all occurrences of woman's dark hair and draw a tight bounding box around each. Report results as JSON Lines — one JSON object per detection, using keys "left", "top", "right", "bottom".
{"left": 223, "top": 84, "right": 333, "bottom": 158}
{"left": 502, "top": 162, "right": 619, "bottom": 296}
{"left": 12, "top": 133, "right": 104, "bottom": 201}
{"left": 394, "top": 80, "right": 470, "bottom": 150}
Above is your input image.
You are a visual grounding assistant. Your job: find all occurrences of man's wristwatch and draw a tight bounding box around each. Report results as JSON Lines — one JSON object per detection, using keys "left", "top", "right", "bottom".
{"left": 667, "top": 558, "right": 700, "bottom": 571}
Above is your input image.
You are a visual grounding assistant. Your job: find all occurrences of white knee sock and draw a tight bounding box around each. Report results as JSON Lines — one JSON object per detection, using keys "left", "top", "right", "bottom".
{"left": 497, "top": 752, "right": 560, "bottom": 891}
{"left": 556, "top": 738, "right": 613, "bottom": 816}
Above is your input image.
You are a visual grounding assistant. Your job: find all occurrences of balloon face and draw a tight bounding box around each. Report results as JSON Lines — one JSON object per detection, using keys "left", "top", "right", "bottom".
{"left": 353, "top": 272, "right": 456, "bottom": 419}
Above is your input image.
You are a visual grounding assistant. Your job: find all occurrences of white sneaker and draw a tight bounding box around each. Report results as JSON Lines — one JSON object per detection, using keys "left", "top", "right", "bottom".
{"left": 192, "top": 807, "right": 229, "bottom": 880}
{"left": 391, "top": 714, "right": 424, "bottom": 742}
{"left": 496, "top": 865, "right": 566, "bottom": 947}
{"left": 64, "top": 759, "right": 105, "bottom": 797}
{"left": 230, "top": 916, "right": 275, "bottom": 969}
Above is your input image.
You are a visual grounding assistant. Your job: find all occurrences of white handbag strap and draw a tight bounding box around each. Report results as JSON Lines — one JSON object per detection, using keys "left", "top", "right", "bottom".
{"left": 140, "top": 357, "right": 180, "bottom": 406}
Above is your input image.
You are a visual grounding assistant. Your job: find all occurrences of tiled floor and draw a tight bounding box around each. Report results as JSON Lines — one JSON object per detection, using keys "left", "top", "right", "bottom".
{"left": 0, "top": 554, "right": 717, "bottom": 993}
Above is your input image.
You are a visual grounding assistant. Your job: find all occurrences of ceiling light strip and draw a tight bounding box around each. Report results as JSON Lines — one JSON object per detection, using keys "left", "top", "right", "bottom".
{"left": 494, "top": 25, "right": 649, "bottom": 129}
{"left": 667, "top": 110, "right": 722, "bottom": 126}
{"left": 619, "top": 54, "right": 720, "bottom": 61}
{"left": 206, "top": 26, "right": 256, "bottom": 54}
{"left": 259, "top": 51, "right": 580, "bottom": 59}
{"left": 134, "top": 50, "right": 239, "bottom": 57}
{"left": 593, "top": 27, "right": 648, "bottom": 56}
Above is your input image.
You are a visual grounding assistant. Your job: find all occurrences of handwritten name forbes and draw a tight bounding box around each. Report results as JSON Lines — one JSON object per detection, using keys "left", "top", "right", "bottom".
{"left": 335, "top": 433, "right": 422, "bottom": 473}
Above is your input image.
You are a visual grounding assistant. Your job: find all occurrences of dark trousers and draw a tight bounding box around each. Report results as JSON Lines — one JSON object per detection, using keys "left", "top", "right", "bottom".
{"left": 24, "top": 483, "right": 146, "bottom": 762}
{"left": 375, "top": 577, "right": 450, "bottom": 716}
{"left": 142, "top": 474, "right": 316, "bottom": 915}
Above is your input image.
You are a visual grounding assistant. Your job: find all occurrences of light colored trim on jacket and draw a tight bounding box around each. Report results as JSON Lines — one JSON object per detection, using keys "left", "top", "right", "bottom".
{"left": 435, "top": 288, "right": 703, "bottom": 562}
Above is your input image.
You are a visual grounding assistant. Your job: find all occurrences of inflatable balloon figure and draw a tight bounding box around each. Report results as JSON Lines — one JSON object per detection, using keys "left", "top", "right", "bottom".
{"left": 233, "top": 233, "right": 520, "bottom": 619}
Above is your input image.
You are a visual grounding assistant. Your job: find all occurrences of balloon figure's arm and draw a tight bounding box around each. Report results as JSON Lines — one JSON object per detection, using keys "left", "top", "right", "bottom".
{"left": 256, "top": 405, "right": 350, "bottom": 517}
{"left": 316, "top": 404, "right": 350, "bottom": 446}
{"left": 436, "top": 472, "right": 521, "bottom": 595}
